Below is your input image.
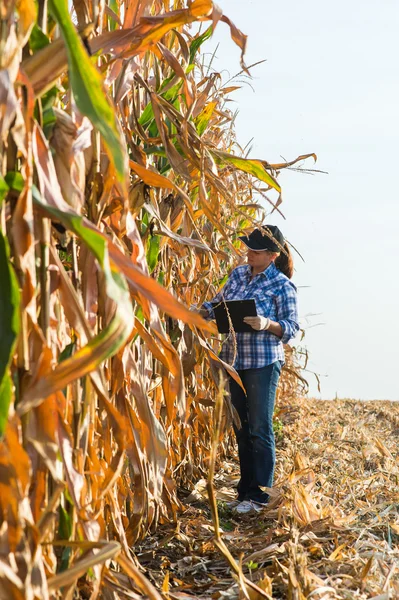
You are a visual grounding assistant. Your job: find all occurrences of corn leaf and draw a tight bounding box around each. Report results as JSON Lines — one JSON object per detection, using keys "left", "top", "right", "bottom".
{"left": 29, "top": 24, "right": 50, "bottom": 52}
{"left": 146, "top": 235, "right": 160, "bottom": 272}
{"left": 19, "top": 198, "right": 134, "bottom": 409}
{"left": 1, "top": 0, "right": 316, "bottom": 591}
{"left": 212, "top": 150, "right": 281, "bottom": 192}
{"left": 0, "top": 232, "right": 20, "bottom": 436}
{"left": 195, "top": 101, "right": 217, "bottom": 136}
{"left": 189, "top": 26, "right": 213, "bottom": 63}
{"left": 0, "top": 176, "right": 9, "bottom": 205}
{"left": 48, "top": 0, "right": 126, "bottom": 182}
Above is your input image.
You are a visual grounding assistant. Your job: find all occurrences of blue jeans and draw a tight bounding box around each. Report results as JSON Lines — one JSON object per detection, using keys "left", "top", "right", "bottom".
{"left": 228, "top": 362, "right": 282, "bottom": 503}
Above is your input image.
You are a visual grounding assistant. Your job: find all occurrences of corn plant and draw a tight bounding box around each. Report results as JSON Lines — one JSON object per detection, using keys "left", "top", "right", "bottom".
{"left": 0, "top": 0, "right": 312, "bottom": 596}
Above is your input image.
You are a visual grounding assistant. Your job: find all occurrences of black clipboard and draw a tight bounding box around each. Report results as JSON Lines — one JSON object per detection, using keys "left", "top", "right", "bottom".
{"left": 212, "top": 299, "right": 257, "bottom": 333}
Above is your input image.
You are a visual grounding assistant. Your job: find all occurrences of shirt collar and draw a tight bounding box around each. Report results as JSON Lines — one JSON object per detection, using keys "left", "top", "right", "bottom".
{"left": 245, "top": 261, "right": 278, "bottom": 281}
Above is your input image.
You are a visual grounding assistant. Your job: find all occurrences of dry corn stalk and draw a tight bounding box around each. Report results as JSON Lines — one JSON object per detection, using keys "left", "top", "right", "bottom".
{"left": 0, "top": 0, "right": 313, "bottom": 596}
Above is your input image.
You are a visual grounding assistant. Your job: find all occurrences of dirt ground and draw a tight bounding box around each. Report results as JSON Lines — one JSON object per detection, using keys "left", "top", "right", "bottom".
{"left": 134, "top": 398, "right": 399, "bottom": 600}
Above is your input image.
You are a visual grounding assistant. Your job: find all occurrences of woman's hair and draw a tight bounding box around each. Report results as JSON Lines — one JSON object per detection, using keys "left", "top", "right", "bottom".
{"left": 274, "top": 242, "right": 294, "bottom": 279}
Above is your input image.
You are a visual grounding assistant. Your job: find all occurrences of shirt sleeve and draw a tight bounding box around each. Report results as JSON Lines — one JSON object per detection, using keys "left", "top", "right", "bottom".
{"left": 275, "top": 281, "right": 300, "bottom": 344}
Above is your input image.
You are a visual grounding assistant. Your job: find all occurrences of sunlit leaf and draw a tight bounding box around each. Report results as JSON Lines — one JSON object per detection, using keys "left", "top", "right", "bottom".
{"left": 189, "top": 25, "right": 213, "bottom": 63}
{"left": 269, "top": 152, "right": 318, "bottom": 169}
{"left": 195, "top": 101, "right": 217, "bottom": 136}
{"left": 16, "top": 0, "right": 37, "bottom": 42}
{"left": 146, "top": 235, "right": 160, "bottom": 272}
{"left": 212, "top": 150, "right": 281, "bottom": 192}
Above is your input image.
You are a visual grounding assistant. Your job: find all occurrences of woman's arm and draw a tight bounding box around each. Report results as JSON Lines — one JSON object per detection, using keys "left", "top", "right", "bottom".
{"left": 243, "top": 282, "right": 298, "bottom": 340}
{"left": 266, "top": 320, "right": 284, "bottom": 338}
{"left": 275, "top": 281, "right": 299, "bottom": 343}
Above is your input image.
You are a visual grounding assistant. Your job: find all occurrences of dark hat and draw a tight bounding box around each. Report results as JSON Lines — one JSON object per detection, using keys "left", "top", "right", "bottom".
{"left": 239, "top": 225, "right": 285, "bottom": 252}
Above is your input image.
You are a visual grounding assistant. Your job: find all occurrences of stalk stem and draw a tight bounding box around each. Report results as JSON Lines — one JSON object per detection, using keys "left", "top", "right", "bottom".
{"left": 38, "top": 0, "right": 48, "bottom": 33}
{"left": 39, "top": 217, "right": 51, "bottom": 344}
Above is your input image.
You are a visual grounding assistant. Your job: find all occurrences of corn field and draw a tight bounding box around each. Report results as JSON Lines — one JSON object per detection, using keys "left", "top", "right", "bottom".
{"left": 0, "top": 0, "right": 312, "bottom": 597}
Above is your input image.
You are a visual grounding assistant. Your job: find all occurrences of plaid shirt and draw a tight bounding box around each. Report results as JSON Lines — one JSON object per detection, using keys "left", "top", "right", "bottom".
{"left": 202, "top": 262, "right": 299, "bottom": 370}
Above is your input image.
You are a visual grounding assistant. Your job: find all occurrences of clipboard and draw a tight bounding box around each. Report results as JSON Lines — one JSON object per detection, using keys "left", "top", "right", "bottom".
{"left": 212, "top": 299, "right": 257, "bottom": 333}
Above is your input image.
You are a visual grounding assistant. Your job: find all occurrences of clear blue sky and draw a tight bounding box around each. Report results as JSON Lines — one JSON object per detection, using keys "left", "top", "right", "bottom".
{"left": 206, "top": 0, "right": 399, "bottom": 400}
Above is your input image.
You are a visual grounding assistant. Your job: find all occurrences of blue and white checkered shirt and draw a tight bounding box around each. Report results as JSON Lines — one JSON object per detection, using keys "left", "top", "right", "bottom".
{"left": 202, "top": 262, "right": 299, "bottom": 370}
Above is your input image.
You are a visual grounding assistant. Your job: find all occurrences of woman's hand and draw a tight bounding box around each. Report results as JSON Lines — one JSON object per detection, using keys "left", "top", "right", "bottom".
{"left": 244, "top": 316, "right": 283, "bottom": 338}
{"left": 190, "top": 305, "right": 210, "bottom": 318}
{"left": 243, "top": 316, "right": 270, "bottom": 331}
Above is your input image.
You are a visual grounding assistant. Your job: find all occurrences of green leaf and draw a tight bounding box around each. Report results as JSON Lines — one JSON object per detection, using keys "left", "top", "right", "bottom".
{"left": 58, "top": 505, "right": 73, "bottom": 572}
{"left": 5, "top": 171, "right": 24, "bottom": 193}
{"left": 141, "top": 211, "right": 149, "bottom": 232}
{"left": 41, "top": 86, "right": 58, "bottom": 112}
{"left": 195, "top": 101, "right": 217, "bottom": 136}
{"left": 144, "top": 146, "right": 167, "bottom": 159}
{"left": 146, "top": 235, "right": 160, "bottom": 273}
{"left": 48, "top": 0, "right": 126, "bottom": 182}
{"left": 159, "top": 162, "right": 172, "bottom": 175}
{"left": 29, "top": 24, "right": 50, "bottom": 52}
{"left": 138, "top": 82, "right": 183, "bottom": 129}
{"left": 0, "top": 231, "right": 20, "bottom": 437}
{"left": 107, "top": 0, "right": 119, "bottom": 31}
{"left": 148, "top": 119, "right": 159, "bottom": 138}
{"left": 212, "top": 150, "right": 281, "bottom": 193}
{"left": 218, "top": 274, "right": 228, "bottom": 287}
{"left": 43, "top": 108, "right": 57, "bottom": 138}
{"left": 0, "top": 176, "right": 9, "bottom": 206}
{"left": 138, "top": 101, "right": 155, "bottom": 127}
{"left": 58, "top": 342, "right": 75, "bottom": 363}
{"left": 34, "top": 86, "right": 58, "bottom": 138}
{"left": 58, "top": 341, "right": 76, "bottom": 395}
{"left": 58, "top": 505, "right": 73, "bottom": 540}
{"left": 189, "top": 26, "right": 213, "bottom": 64}
{"left": 59, "top": 547, "right": 72, "bottom": 573}
{"left": 135, "top": 305, "right": 144, "bottom": 324}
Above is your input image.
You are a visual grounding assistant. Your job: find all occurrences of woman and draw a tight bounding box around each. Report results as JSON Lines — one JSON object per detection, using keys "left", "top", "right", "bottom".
{"left": 201, "top": 225, "right": 299, "bottom": 515}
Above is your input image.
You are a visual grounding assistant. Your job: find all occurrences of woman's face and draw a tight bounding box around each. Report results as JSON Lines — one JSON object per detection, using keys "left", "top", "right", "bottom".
{"left": 246, "top": 249, "right": 276, "bottom": 271}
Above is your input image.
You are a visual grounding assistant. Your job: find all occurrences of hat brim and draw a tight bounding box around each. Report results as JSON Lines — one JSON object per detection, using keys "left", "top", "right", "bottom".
{"left": 238, "top": 235, "right": 280, "bottom": 252}
{"left": 238, "top": 236, "right": 268, "bottom": 251}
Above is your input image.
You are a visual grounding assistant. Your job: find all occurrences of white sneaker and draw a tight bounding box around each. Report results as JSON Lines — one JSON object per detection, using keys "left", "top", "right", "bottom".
{"left": 233, "top": 500, "right": 254, "bottom": 514}
{"left": 233, "top": 500, "right": 268, "bottom": 515}
{"left": 225, "top": 499, "right": 242, "bottom": 509}
{"left": 251, "top": 500, "right": 268, "bottom": 512}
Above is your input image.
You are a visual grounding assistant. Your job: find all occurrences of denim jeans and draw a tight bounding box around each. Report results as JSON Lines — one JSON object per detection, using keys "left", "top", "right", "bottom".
{"left": 228, "top": 361, "right": 282, "bottom": 503}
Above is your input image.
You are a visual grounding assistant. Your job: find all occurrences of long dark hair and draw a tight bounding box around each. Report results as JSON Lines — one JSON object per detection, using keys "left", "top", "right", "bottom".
{"left": 274, "top": 243, "right": 294, "bottom": 279}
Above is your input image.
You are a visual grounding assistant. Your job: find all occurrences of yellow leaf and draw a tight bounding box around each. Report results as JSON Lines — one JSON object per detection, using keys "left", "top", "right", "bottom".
{"left": 328, "top": 543, "right": 346, "bottom": 561}
{"left": 16, "top": 0, "right": 36, "bottom": 41}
